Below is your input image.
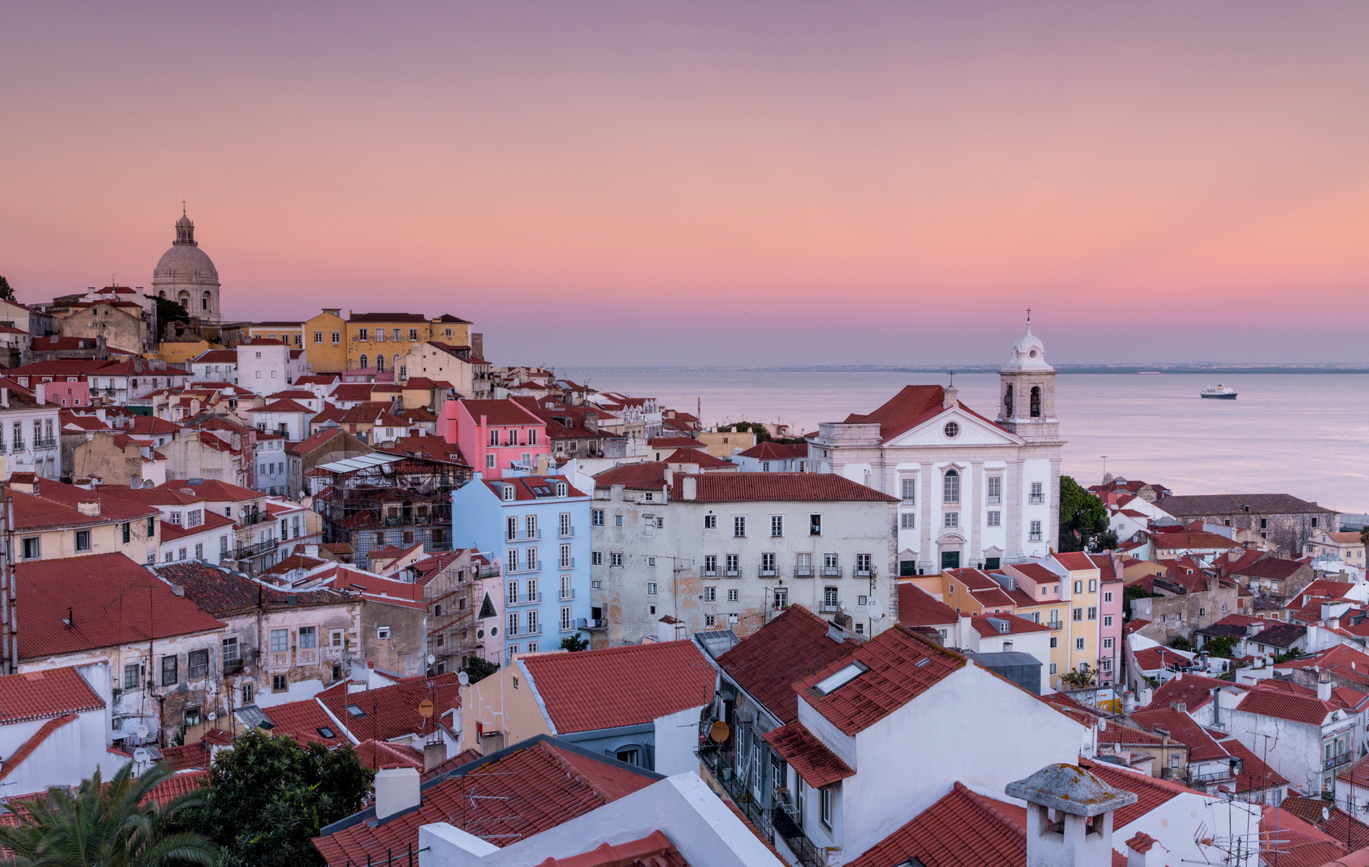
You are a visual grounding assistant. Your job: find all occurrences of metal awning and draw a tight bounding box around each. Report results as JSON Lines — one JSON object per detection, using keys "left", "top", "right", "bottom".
{"left": 314, "top": 452, "right": 406, "bottom": 474}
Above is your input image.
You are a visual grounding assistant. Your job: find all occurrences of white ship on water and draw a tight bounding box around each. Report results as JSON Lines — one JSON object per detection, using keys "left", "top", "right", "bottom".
{"left": 1200, "top": 384, "right": 1238, "bottom": 400}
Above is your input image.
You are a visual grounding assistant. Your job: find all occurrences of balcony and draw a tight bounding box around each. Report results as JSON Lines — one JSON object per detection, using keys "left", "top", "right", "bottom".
{"left": 558, "top": 558, "right": 576, "bottom": 569}
{"left": 576, "top": 617, "right": 606, "bottom": 631}
{"left": 32, "top": 438, "right": 56, "bottom": 450}
{"left": 793, "top": 565, "right": 814, "bottom": 578}
{"left": 703, "top": 569, "right": 719, "bottom": 577}
{"left": 1029, "top": 533, "right": 1044, "bottom": 542}
{"left": 1029, "top": 495, "right": 1046, "bottom": 505}
{"left": 854, "top": 567, "right": 876, "bottom": 578}
{"left": 560, "top": 589, "right": 575, "bottom": 601}
{"left": 238, "top": 511, "right": 272, "bottom": 527}
{"left": 724, "top": 569, "right": 741, "bottom": 578}
{"left": 1325, "top": 751, "right": 1353, "bottom": 771}
{"left": 507, "top": 592, "right": 542, "bottom": 606}
{"left": 233, "top": 540, "right": 276, "bottom": 560}
{"left": 821, "top": 567, "right": 842, "bottom": 578}
{"left": 759, "top": 567, "right": 778, "bottom": 578}
{"left": 819, "top": 601, "right": 840, "bottom": 613}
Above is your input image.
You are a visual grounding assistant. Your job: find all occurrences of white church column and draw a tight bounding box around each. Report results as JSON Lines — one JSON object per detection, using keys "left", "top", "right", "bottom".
{"left": 1006, "top": 459, "right": 1023, "bottom": 560}
{"left": 969, "top": 460, "right": 984, "bottom": 567}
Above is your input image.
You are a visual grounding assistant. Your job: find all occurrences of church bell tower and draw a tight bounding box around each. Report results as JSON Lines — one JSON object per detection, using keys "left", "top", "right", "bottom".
{"left": 997, "top": 312, "right": 1059, "bottom": 442}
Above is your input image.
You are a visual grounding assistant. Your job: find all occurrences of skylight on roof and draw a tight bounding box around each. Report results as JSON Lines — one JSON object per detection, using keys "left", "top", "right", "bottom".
{"left": 345, "top": 704, "right": 366, "bottom": 717}
{"left": 813, "top": 661, "right": 869, "bottom": 695}
{"left": 317, "top": 726, "right": 336, "bottom": 739}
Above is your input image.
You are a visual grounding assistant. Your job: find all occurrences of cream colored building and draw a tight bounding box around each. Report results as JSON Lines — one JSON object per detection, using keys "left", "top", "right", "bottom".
{"left": 1306, "top": 531, "right": 1366, "bottom": 570}
{"left": 8, "top": 478, "right": 161, "bottom": 565}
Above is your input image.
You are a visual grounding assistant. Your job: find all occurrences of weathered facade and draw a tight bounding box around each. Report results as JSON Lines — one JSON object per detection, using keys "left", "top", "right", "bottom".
{"left": 1156, "top": 493, "right": 1340, "bottom": 556}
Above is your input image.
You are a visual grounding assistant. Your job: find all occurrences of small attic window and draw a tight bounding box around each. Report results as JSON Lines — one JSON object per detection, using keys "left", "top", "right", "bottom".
{"left": 556, "top": 482, "right": 568, "bottom": 497}
{"left": 813, "top": 661, "right": 869, "bottom": 695}
{"left": 501, "top": 485, "right": 514, "bottom": 501}
{"left": 345, "top": 704, "right": 365, "bottom": 717}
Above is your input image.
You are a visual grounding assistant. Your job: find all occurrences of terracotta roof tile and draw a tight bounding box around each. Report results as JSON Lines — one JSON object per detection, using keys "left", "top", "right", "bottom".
{"left": 520, "top": 641, "right": 714, "bottom": 734}
{"left": 312, "top": 738, "right": 658, "bottom": 865}
{"left": 459, "top": 399, "right": 543, "bottom": 426}
{"left": 662, "top": 447, "right": 733, "bottom": 469}
{"left": 715, "top": 605, "right": 859, "bottom": 724}
{"left": 593, "top": 462, "right": 669, "bottom": 491}
{"left": 971, "top": 611, "right": 1052, "bottom": 638}
{"left": 1235, "top": 682, "right": 1336, "bottom": 725}
{"left": 669, "top": 472, "right": 897, "bottom": 504}
{"left": 16, "top": 554, "right": 225, "bottom": 660}
{"left": 796, "top": 626, "right": 965, "bottom": 736}
{"left": 736, "top": 441, "right": 809, "bottom": 461}
{"left": 316, "top": 674, "right": 461, "bottom": 742}
{"left": 849, "top": 781, "right": 1026, "bottom": 867}
{"left": 896, "top": 584, "right": 958, "bottom": 628}
{"left": 762, "top": 721, "right": 854, "bottom": 788}
{"left": 0, "top": 667, "right": 104, "bottom": 724}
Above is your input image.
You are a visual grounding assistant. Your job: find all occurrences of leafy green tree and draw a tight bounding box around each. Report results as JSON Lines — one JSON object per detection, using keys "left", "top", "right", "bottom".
{"left": 0, "top": 762, "right": 217, "bottom": 866}
{"left": 1204, "top": 635, "right": 1237, "bottom": 658}
{"left": 0, "top": 275, "right": 15, "bottom": 303}
{"left": 193, "top": 731, "right": 372, "bottom": 867}
{"left": 560, "top": 634, "right": 590, "bottom": 652}
{"left": 462, "top": 657, "right": 499, "bottom": 684}
{"left": 1059, "top": 666, "right": 1097, "bottom": 689}
{"left": 154, "top": 296, "right": 191, "bottom": 340}
{"left": 1058, "top": 475, "right": 1110, "bottom": 553}
{"left": 1167, "top": 635, "right": 1194, "bottom": 651}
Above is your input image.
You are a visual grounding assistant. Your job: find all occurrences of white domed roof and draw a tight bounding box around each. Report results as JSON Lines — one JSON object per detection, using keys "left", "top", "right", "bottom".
{"left": 153, "top": 243, "right": 219, "bottom": 286}
{"left": 1002, "top": 324, "right": 1053, "bottom": 373}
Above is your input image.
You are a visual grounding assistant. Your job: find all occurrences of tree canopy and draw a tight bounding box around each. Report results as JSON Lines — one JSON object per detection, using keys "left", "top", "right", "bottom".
{"left": 0, "top": 762, "right": 217, "bottom": 867}
{"left": 1058, "top": 475, "right": 1114, "bottom": 552}
{"left": 0, "top": 275, "right": 15, "bottom": 303}
{"left": 154, "top": 296, "right": 191, "bottom": 341}
{"left": 191, "top": 730, "right": 372, "bottom": 866}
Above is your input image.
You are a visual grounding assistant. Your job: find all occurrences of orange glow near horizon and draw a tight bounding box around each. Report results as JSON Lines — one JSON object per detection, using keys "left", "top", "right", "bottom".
{"left": 4, "top": 1, "right": 1369, "bottom": 363}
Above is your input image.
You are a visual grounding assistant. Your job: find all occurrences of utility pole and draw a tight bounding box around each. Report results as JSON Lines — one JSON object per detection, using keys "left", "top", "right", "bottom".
{"left": 0, "top": 493, "right": 15, "bottom": 674}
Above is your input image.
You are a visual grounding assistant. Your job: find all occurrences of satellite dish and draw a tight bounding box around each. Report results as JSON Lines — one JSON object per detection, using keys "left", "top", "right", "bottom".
{"left": 708, "top": 720, "right": 731, "bottom": 744}
{"left": 457, "top": 671, "right": 470, "bottom": 687}
{"left": 132, "top": 748, "right": 151, "bottom": 764}
{"left": 426, "top": 654, "right": 436, "bottom": 665}
{"left": 868, "top": 601, "right": 886, "bottom": 620}
{"left": 206, "top": 712, "right": 217, "bottom": 721}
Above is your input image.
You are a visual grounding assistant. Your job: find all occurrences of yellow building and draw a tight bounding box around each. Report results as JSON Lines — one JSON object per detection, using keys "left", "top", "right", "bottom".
{"left": 696, "top": 430, "right": 756, "bottom": 459}
{"left": 245, "top": 321, "right": 304, "bottom": 348}
{"left": 1004, "top": 555, "right": 1104, "bottom": 689}
{"left": 346, "top": 312, "right": 471, "bottom": 375}
{"left": 8, "top": 479, "right": 160, "bottom": 565}
{"left": 302, "top": 308, "right": 348, "bottom": 373}
{"left": 156, "top": 339, "right": 215, "bottom": 365}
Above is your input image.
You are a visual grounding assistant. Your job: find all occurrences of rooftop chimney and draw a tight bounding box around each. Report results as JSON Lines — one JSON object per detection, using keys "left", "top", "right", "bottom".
{"left": 1318, "top": 671, "right": 1333, "bottom": 702}
{"left": 1006, "top": 763, "right": 1137, "bottom": 867}
{"left": 1125, "top": 831, "right": 1157, "bottom": 867}
{"left": 943, "top": 385, "right": 958, "bottom": 409}
{"left": 373, "top": 766, "right": 420, "bottom": 820}
{"left": 422, "top": 740, "right": 447, "bottom": 773}
{"left": 76, "top": 499, "right": 100, "bottom": 517}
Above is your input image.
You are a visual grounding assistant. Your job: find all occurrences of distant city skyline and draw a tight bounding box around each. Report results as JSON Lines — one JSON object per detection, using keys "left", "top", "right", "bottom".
{"left": 5, "top": 0, "right": 1368, "bottom": 365}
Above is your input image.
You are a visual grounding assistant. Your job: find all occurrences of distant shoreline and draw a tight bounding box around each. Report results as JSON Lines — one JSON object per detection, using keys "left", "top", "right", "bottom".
{"left": 562, "top": 364, "right": 1369, "bottom": 375}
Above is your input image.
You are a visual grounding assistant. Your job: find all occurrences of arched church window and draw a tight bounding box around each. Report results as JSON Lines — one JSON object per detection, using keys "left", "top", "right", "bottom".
{"left": 202, "top": 291, "right": 212, "bottom": 312}
{"left": 1030, "top": 386, "right": 1042, "bottom": 418}
{"left": 178, "top": 291, "right": 190, "bottom": 309}
{"left": 1004, "top": 385, "right": 1014, "bottom": 417}
{"left": 359, "top": 354, "right": 369, "bottom": 369}
{"left": 376, "top": 355, "right": 386, "bottom": 372}
{"left": 943, "top": 469, "right": 960, "bottom": 504}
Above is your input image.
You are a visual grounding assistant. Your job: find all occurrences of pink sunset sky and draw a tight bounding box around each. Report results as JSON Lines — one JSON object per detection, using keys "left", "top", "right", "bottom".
{"left": 3, "top": 0, "right": 1368, "bottom": 365}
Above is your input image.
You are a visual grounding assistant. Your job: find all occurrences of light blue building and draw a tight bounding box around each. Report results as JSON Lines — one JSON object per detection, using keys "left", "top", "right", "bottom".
{"left": 452, "top": 472, "right": 592, "bottom": 660}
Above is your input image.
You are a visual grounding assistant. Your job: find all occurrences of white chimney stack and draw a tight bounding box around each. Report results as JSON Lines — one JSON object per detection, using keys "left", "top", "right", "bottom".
{"left": 1125, "top": 831, "right": 1157, "bottom": 867}
{"left": 1006, "top": 763, "right": 1137, "bottom": 867}
{"left": 374, "top": 767, "right": 421, "bottom": 820}
{"left": 1318, "top": 671, "right": 1333, "bottom": 702}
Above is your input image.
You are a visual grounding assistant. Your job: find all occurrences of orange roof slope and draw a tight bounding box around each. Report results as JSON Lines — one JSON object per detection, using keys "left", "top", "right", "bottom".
{"left": 849, "top": 781, "right": 1027, "bottom": 867}
{"left": 716, "top": 605, "right": 858, "bottom": 724}
{"left": 520, "top": 641, "right": 714, "bottom": 734}
{"left": 0, "top": 667, "right": 104, "bottom": 724}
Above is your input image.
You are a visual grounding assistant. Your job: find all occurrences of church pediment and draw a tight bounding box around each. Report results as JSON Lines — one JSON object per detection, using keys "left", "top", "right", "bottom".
{"left": 883, "top": 407, "right": 1023, "bottom": 448}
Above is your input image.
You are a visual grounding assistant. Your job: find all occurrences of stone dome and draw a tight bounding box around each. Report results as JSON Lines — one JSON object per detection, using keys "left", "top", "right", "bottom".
{"left": 153, "top": 243, "right": 219, "bottom": 286}
{"left": 1002, "top": 323, "right": 1053, "bottom": 373}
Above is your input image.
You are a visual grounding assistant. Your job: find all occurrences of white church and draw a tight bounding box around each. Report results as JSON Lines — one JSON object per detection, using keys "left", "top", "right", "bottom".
{"left": 811, "top": 322, "right": 1063, "bottom": 575}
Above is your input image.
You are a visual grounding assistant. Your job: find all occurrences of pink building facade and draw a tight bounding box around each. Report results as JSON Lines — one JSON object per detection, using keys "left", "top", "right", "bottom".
{"left": 35, "top": 379, "right": 91, "bottom": 408}
{"left": 440, "top": 398, "right": 549, "bottom": 480}
{"left": 1097, "top": 555, "right": 1125, "bottom": 687}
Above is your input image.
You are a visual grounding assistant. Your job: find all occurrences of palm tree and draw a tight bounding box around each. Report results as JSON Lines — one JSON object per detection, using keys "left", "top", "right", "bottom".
{"left": 0, "top": 762, "right": 218, "bottom": 866}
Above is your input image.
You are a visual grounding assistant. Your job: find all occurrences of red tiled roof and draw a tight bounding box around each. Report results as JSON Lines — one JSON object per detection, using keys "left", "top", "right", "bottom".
{"left": 158, "top": 510, "right": 235, "bottom": 542}
{"left": 897, "top": 584, "right": 958, "bottom": 628}
{"left": 1215, "top": 736, "right": 1287, "bottom": 793}
{"left": 483, "top": 475, "right": 585, "bottom": 502}
{"left": 1259, "top": 806, "right": 1347, "bottom": 867}
{"left": 261, "top": 697, "right": 350, "bottom": 748}
{"left": 16, "top": 554, "right": 225, "bottom": 660}
{"left": 520, "top": 641, "right": 714, "bottom": 734}
{"left": 796, "top": 626, "right": 964, "bottom": 736}
{"left": 421, "top": 747, "right": 484, "bottom": 782}
{"left": 354, "top": 739, "right": 424, "bottom": 772}
{"left": 1078, "top": 758, "right": 1192, "bottom": 827}
{"left": 1129, "top": 708, "right": 1227, "bottom": 762}
{"left": 970, "top": 612, "right": 1052, "bottom": 638}
{"left": 946, "top": 568, "right": 1018, "bottom": 609}
{"left": 1131, "top": 646, "right": 1191, "bottom": 671}
{"left": 144, "top": 769, "right": 209, "bottom": 806}
{"left": 593, "top": 461, "right": 669, "bottom": 491}
{"left": 848, "top": 781, "right": 1027, "bottom": 867}
{"left": 249, "top": 399, "right": 314, "bottom": 414}
{"left": 736, "top": 441, "right": 809, "bottom": 461}
{"left": 0, "top": 666, "right": 104, "bottom": 724}
{"left": 535, "top": 830, "right": 688, "bottom": 867}
{"left": 670, "top": 472, "right": 897, "bottom": 504}
{"left": 662, "top": 447, "right": 733, "bottom": 469}
{"left": 312, "top": 738, "right": 657, "bottom": 865}
{"left": 316, "top": 674, "right": 461, "bottom": 742}
{"left": 1141, "top": 673, "right": 1247, "bottom": 714}
{"left": 1152, "top": 531, "right": 1240, "bottom": 550}
{"left": 716, "top": 605, "right": 858, "bottom": 724}
{"left": 1235, "top": 682, "right": 1336, "bottom": 725}
{"left": 647, "top": 436, "right": 705, "bottom": 448}
{"left": 1096, "top": 720, "right": 1166, "bottom": 747}
{"left": 762, "top": 721, "right": 854, "bottom": 788}
{"left": 1231, "top": 556, "right": 1306, "bottom": 580}
{"left": 1053, "top": 552, "right": 1097, "bottom": 571}
{"left": 149, "top": 478, "right": 262, "bottom": 503}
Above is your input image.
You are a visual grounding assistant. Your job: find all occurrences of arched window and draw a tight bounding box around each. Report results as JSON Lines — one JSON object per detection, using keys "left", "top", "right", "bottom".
{"left": 177, "top": 291, "right": 190, "bottom": 309}
{"left": 202, "top": 290, "right": 212, "bottom": 312}
{"left": 376, "top": 355, "right": 386, "bottom": 372}
{"left": 1003, "top": 385, "right": 1014, "bottom": 417}
{"left": 943, "top": 468, "right": 960, "bottom": 504}
{"left": 1030, "top": 386, "right": 1042, "bottom": 418}
{"left": 359, "top": 354, "right": 369, "bottom": 369}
